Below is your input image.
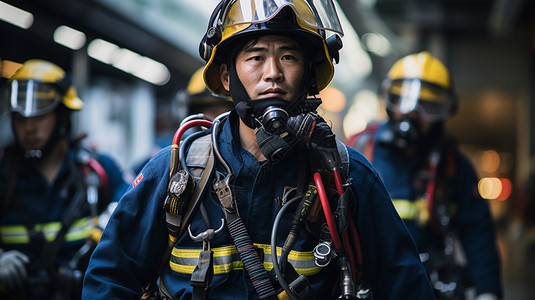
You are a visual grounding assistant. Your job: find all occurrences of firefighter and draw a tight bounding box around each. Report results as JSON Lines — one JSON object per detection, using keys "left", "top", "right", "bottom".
{"left": 347, "top": 51, "right": 503, "bottom": 300}
{"left": 0, "top": 59, "right": 128, "bottom": 299}
{"left": 131, "top": 67, "right": 233, "bottom": 175}
{"left": 82, "top": 1, "right": 435, "bottom": 299}
{"left": 175, "top": 66, "right": 234, "bottom": 122}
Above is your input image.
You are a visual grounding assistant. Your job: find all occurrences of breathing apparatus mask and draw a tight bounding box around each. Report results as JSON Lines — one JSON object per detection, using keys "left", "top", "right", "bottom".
{"left": 227, "top": 51, "right": 323, "bottom": 162}
{"left": 377, "top": 117, "right": 422, "bottom": 151}
{"left": 378, "top": 78, "right": 454, "bottom": 153}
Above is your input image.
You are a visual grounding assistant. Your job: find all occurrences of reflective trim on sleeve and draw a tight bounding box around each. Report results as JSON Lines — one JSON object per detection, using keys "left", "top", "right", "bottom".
{"left": 392, "top": 198, "right": 428, "bottom": 224}
{"left": 0, "top": 217, "right": 94, "bottom": 244}
{"left": 392, "top": 199, "right": 418, "bottom": 220}
{"left": 170, "top": 243, "right": 321, "bottom": 275}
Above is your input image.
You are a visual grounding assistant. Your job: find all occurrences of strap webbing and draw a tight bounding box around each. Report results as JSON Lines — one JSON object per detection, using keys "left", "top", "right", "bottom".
{"left": 35, "top": 162, "right": 88, "bottom": 273}
{"left": 190, "top": 249, "right": 214, "bottom": 300}
{"left": 158, "top": 147, "right": 216, "bottom": 299}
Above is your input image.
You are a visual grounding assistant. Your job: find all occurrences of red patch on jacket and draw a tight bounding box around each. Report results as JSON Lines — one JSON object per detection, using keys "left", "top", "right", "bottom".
{"left": 133, "top": 173, "right": 143, "bottom": 188}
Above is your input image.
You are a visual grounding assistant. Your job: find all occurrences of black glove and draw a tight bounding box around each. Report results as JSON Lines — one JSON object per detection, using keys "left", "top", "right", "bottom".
{"left": 0, "top": 249, "right": 29, "bottom": 289}
{"left": 309, "top": 121, "right": 336, "bottom": 150}
{"left": 287, "top": 113, "right": 341, "bottom": 171}
{"left": 309, "top": 121, "right": 341, "bottom": 171}
{"left": 286, "top": 112, "right": 321, "bottom": 143}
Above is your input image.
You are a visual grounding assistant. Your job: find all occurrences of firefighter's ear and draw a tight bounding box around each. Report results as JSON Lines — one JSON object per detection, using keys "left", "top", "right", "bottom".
{"left": 220, "top": 63, "right": 230, "bottom": 92}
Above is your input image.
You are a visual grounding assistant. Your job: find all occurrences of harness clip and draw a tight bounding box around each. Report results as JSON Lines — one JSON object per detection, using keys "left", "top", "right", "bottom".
{"left": 214, "top": 173, "right": 235, "bottom": 211}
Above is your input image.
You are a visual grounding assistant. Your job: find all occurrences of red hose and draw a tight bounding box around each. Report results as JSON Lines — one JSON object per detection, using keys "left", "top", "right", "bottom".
{"left": 172, "top": 119, "right": 213, "bottom": 146}
{"left": 314, "top": 172, "right": 342, "bottom": 251}
{"left": 333, "top": 170, "right": 344, "bottom": 197}
{"left": 349, "top": 219, "right": 363, "bottom": 281}
{"left": 342, "top": 230, "right": 357, "bottom": 282}
{"left": 88, "top": 157, "right": 109, "bottom": 202}
{"left": 334, "top": 169, "right": 363, "bottom": 282}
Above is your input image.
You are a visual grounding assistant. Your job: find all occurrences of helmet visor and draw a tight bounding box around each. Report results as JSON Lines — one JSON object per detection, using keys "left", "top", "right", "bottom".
{"left": 223, "top": 0, "right": 343, "bottom": 36}
{"left": 386, "top": 79, "right": 453, "bottom": 122}
{"left": 9, "top": 80, "right": 61, "bottom": 117}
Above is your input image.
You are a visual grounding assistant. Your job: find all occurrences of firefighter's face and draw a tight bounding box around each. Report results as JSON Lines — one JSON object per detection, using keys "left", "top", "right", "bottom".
{"left": 12, "top": 111, "right": 56, "bottom": 151}
{"left": 221, "top": 35, "right": 305, "bottom": 102}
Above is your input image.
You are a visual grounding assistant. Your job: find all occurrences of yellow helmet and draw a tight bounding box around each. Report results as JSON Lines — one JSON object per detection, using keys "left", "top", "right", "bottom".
{"left": 382, "top": 51, "right": 457, "bottom": 121}
{"left": 187, "top": 67, "right": 214, "bottom": 97}
{"left": 7, "top": 59, "right": 83, "bottom": 117}
{"left": 175, "top": 67, "right": 233, "bottom": 121}
{"left": 200, "top": 0, "right": 344, "bottom": 97}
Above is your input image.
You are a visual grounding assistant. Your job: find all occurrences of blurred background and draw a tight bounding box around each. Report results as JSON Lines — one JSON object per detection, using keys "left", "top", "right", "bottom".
{"left": 1, "top": 0, "right": 534, "bottom": 298}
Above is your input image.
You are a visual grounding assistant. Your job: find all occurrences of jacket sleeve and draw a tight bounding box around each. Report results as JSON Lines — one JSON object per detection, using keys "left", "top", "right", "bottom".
{"left": 455, "top": 155, "right": 502, "bottom": 297}
{"left": 346, "top": 147, "right": 435, "bottom": 299}
{"left": 82, "top": 150, "right": 171, "bottom": 299}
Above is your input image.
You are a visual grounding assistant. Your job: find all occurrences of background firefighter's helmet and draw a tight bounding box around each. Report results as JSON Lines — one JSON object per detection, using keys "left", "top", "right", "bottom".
{"left": 5, "top": 59, "right": 83, "bottom": 161}
{"left": 6, "top": 59, "right": 83, "bottom": 117}
{"left": 382, "top": 51, "right": 458, "bottom": 122}
{"left": 174, "top": 67, "right": 233, "bottom": 122}
{"left": 199, "top": 0, "right": 344, "bottom": 97}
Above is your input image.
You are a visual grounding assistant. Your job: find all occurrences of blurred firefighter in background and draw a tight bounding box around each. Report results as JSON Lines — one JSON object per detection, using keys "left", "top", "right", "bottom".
{"left": 347, "top": 51, "right": 503, "bottom": 300}
{"left": 175, "top": 67, "right": 234, "bottom": 123}
{"left": 132, "top": 67, "right": 233, "bottom": 175}
{"left": 0, "top": 59, "right": 128, "bottom": 300}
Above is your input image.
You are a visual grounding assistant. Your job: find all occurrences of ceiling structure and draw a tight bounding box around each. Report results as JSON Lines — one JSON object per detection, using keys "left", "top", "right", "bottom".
{"left": 1, "top": 0, "right": 533, "bottom": 98}
{"left": 338, "top": 0, "right": 533, "bottom": 79}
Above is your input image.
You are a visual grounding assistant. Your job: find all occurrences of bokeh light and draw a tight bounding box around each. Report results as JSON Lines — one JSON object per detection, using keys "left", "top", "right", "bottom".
{"left": 319, "top": 86, "right": 346, "bottom": 113}
{"left": 481, "top": 150, "right": 500, "bottom": 173}
{"left": 343, "top": 89, "right": 384, "bottom": 138}
{"left": 478, "top": 177, "right": 512, "bottom": 201}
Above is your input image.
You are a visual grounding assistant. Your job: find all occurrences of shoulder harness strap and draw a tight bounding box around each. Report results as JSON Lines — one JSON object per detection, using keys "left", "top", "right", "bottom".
{"left": 346, "top": 122, "right": 381, "bottom": 163}
{"left": 336, "top": 139, "right": 350, "bottom": 178}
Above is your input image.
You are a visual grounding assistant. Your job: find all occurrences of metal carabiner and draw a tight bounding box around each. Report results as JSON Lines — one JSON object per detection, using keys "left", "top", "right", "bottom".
{"left": 188, "top": 218, "right": 225, "bottom": 243}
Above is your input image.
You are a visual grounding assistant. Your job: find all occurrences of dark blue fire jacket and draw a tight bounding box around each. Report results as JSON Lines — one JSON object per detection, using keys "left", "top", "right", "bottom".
{"left": 0, "top": 144, "right": 128, "bottom": 271}
{"left": 82, "top": 111, "right": 435, "bottom": 299}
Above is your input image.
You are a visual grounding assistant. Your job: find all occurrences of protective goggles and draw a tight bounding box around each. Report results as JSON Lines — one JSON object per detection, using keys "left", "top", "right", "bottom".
{"left": 222, "top": 0, "right": 344, "bottom": 36}
{"left": 8, "top": 80, "right": 61, "bottom": 117}
{"left": 385, "top": 79, "right": 454, "bottom": 122}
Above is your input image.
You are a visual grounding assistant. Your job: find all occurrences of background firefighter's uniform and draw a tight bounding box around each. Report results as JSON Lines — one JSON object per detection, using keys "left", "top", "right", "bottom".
{"left": 0, "top": 141, "right": 129, "bottom": 298}
{"left": 0, "top": 59, "right": 129, "bottom": 299}
{"left": 82, "top": 111, "right": 433, "bottom": 299}
{"left": 346, "top": 51, "right": 503, "bottom": 299}
{"left": 356, "top": 123, "right": 502, "bottom": 297}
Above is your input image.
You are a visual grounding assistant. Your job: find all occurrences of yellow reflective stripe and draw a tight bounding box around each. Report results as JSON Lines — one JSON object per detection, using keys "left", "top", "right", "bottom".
{"left": 392, "top": 198, "right": 429, "bottom": 226}
{"left": 64, "top": 218, "right": 94, "bottom": 241}
{"left": 170, "top": 243, "right": 321, "bottom": 275}
{"left": 0, "top": 217, "right": 93, "bottom": 244}
{"left": 392, "top": 199, "right": 419, "bottom": 220}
